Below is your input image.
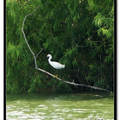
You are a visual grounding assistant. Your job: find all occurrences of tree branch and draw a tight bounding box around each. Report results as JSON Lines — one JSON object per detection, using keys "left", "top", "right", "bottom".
{"left": 36, "top": 49, "right": 43, "bottom": 58}
{"left": 22, "top": 6, "right": 110, "bottom": 93}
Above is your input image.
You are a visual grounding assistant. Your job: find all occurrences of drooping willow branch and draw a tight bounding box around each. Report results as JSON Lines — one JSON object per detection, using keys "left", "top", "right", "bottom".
{"left": 22, "top": 7, "right": 110, "bottom": 92}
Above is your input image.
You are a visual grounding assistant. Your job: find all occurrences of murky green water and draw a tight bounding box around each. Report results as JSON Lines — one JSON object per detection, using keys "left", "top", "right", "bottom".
{"left": 6, "top": 93, "right": 114, "bottom": 120}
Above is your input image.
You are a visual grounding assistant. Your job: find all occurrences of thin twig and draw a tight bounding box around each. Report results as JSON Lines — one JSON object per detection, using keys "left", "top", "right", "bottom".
{"left": 36, "top": 49, "right": 43, "bottom": 58}
{"left": 22, "top": 6, "right": 110, "bottom": 92}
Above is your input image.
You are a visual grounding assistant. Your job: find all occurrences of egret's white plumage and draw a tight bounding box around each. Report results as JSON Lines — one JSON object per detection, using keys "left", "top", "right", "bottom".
{"left": 47, "top": 54, "right": 65, "bottom": 69}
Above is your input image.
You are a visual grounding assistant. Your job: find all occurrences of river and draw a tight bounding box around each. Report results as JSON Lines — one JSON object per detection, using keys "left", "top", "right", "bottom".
{"left": 6, "top": 93, "right": 114, "bottom": 120}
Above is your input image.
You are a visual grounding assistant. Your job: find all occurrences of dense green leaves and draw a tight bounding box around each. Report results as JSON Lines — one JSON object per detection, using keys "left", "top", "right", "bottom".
{"left": 7, "top": 0, "right": 114, "bottom": 94}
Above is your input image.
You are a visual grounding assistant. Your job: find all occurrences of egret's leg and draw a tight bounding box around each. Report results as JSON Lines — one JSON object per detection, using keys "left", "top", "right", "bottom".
{"left": 55, "top": 71, "right": 59, "bottom": 78}
{"left": 54, "top": 74, "right": 59, "bottom": 78}
{"left": 52, "top": 69, "right": 59, "bottom": 79}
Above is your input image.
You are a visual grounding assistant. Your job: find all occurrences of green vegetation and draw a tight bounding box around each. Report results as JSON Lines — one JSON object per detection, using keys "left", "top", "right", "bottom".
{"left": 7, "top": 94, "right": 114, "bottom": 119}
{"left": 7, "top": 0, "right": 114, "bottom": 94}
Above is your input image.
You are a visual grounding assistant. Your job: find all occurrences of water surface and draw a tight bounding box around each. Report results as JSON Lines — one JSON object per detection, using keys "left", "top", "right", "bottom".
{"left": 7, "top": 93, "right": 114, "bottom": 120}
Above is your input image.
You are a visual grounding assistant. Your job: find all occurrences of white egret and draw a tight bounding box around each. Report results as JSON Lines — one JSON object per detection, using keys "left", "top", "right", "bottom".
{"left": 47, "top": 54, "right": 65, "bottom": 69}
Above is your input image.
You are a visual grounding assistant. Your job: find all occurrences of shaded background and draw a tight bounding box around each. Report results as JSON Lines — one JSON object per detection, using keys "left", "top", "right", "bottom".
{"left": 6, "top": 0, "right": 114, "bottom": 94}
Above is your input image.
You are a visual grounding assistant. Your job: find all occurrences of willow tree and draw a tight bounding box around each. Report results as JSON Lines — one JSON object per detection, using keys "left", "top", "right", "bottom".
{"left": 7, "top": 0, "right": 114, "bottom": 94}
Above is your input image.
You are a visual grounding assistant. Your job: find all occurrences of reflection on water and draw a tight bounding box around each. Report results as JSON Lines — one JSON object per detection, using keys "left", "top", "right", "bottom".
{"left": 6, "top": 94, "right": 114, "bottom": 120}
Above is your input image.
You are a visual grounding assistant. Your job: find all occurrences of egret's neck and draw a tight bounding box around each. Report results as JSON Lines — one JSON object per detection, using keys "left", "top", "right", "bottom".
{"left": 48, "top": 56, "right": 52, "bottom": 63}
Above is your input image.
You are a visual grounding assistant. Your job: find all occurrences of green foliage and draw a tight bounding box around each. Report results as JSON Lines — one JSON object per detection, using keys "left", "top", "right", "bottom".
{"left": 7, "top": 0, "right": 114, "bottom": 94}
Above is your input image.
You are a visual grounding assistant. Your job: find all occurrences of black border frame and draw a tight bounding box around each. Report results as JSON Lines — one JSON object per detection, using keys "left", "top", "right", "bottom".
{"left": 4, "top": 0, "right": 6, "bottom": 119}
{"left": 114, "top": 0, "right": 117, "bottom": 119}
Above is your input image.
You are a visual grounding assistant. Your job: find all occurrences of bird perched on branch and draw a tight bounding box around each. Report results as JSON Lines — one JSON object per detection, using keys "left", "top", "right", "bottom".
{"left": 47, "top": 54, "right": 65, "bottom": 69}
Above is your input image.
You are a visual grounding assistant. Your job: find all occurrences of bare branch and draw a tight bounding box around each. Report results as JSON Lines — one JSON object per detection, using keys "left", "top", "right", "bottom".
{"left": 22, "top": 15, "right": 35, "bottom": 56}
{"left": 36, "top": 67, "right": 109, "bottom": 92}
{"left": 36, "top": 49, "right": 43, "bottom": 58}
{"left": 22, "top": 6, "right": 110, "bottom": 93}
{"left": 22, "top": 6, "right": 40, "bottom": 56}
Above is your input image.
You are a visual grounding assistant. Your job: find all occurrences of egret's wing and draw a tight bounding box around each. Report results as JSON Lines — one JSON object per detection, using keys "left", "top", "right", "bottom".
{"left": 50, "top": 61, "right": 65, "bottom": 69}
